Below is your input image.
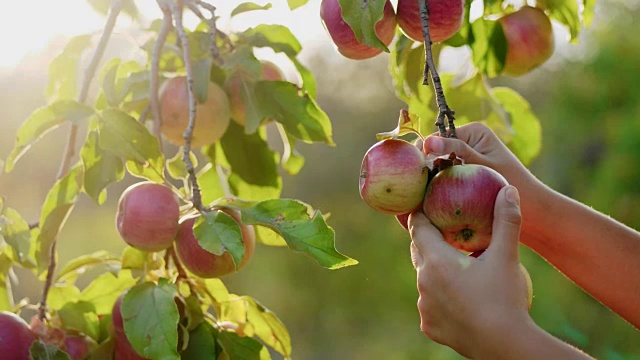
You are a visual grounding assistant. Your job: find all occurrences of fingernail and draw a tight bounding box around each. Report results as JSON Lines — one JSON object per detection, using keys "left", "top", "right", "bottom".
{"left": 427, "top": 136, "right": 444, "bottom": 153}
{"left": 506, "top": 186, "right": 520, "bottom": 207}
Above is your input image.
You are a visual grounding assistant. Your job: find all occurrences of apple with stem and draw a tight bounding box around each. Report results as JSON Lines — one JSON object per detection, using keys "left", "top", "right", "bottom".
{"left": 396, "top": 0, "right": 465, "bottom": 43}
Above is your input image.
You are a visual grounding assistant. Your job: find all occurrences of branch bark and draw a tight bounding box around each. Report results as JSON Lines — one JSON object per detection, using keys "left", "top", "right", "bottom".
{"left": 418, "top": 0, "right": 456, "bottom": 138}
{"left": 149, "top": 2, "right": 173, "bottom": 150}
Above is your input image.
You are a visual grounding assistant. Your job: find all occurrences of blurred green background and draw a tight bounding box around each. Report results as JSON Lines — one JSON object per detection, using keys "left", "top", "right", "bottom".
{"left": 1, "top": 0, "right": 639, "bottom": 359}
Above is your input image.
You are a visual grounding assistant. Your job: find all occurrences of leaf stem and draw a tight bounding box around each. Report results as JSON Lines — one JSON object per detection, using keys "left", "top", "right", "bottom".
{"left": 168, "top": 0, "right": 205, "bottom": 212}
{"left": 150, "top": 1, "right": 173, "bottom": 151}
{"left": 418, "top": 0, "right": 457, "bottom": 138}
{"left": 40, "top": 0, "right": 124, "bottom": 322}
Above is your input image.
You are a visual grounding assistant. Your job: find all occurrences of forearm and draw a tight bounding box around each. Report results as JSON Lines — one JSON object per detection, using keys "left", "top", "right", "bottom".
{"left": 520, "top": 182, "right": 640, "bottom": 328}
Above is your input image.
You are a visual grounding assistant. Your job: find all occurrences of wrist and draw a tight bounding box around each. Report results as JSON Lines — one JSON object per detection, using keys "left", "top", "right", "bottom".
{"left": 471, "top": 316, "right": 540, "bottom": 360}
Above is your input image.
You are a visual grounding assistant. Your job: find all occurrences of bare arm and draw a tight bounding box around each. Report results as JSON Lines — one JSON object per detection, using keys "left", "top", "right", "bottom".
{"left": 423, "top": 122, "right": 640, "bottom": 329}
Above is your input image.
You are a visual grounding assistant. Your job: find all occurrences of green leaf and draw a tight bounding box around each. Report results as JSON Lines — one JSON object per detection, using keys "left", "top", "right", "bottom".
{"left": 255, "top": 226, "right": 287, "bottom": 247}
{"left": 99, "top": 59, "right": 146, "bottom": 108}
{"left": 216, "top": 330, "right": 264, "bottom": 360}
{"left": 56, "top": 250, "right": 120, "bottom": 284}
{"left": 97, "top": 109, "right": 164, "bottom": 182}
{"left": 46, "top": 284, "right": 82, "bottom": 311}
{"left": 231, "top": 2, "right": 272, "bottom": 16}
{"left": 122, "top": 279, "right": 180, "bottom": 360}
{"left": 469, "top": 18, "right": 507, "bottom": 78}
{"left": 182, "top": 322, "right": 219, "bottom": 360}
{"left": 87, "top": 0, "right": 139, "bottom": 19}
{"left": 0, "top": 253, "right": 13, "bottom": 311}
{"left": 491, "top": 87, "right": 542, "bottom": 166}
{"left": 376, "top": 109, "right": 423, "bottom": 140}
{"left": 276, "top": 124, "right": 305, "bottom": 176}
{"left": 34, "top": 165, "right": 83, "bottom": 273}
{"left": 29, "top": 340, "right": 71, "bottom": 360}
{"left": 198, "top": 164, "right": 226, "bottom": 206}
{"left": 582, "top": 0, "right": 595, "bottom": 28}
{"left": 58, "top": 301, "right": 100, "bottom": 341}
{"left": 254, "top": 81, "right": 334, "bottom": 145}
{"left": 338, "top": 0, "right": 390, "bottom": 52}
{"left": 240, "top": 25, "right": 302, "bottom": 57}
{"left": 0, "top": 205, "right": 34, "bottom": 267}
{"left": 201, "top": 278, "right": 230, "bottom": 303}
{"left": 80, "top": 271, "right": 137, "bottom": 314}
{"left": 217, "top": 199, "right": 358, "bottom": 269}
{"left": 81, "top": 130, "right": 125, "bottom": 205}
{"left": 193, "top": 212, "right": 244, "bottom": 269}
{"left": 220, "top": 122, "right": 280, "bottom": 187}
{"left": 537, "top": 0, "right": 581, "bottom": 42}
{"left": 46, "top": 35, "right": 92, "bottom": 101}
{"left": 5, "top": 101, "right": 95, "bottom": 172}
{"left": 287, "top": 0, "right": 309, "bottom": 10}
{"left": 167, "top": 148, "right": 198, "bottom": 181}
{"left": 389, "top": 34, "right": 425, "bottom": 102}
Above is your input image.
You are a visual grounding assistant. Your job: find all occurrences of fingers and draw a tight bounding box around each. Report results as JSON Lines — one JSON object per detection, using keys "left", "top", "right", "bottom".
{"left": 487, "top": 185, "right": 522, "bottom": 264}
{"left": 423, "top": 134, "right": 478, "bottom": 163}
{"left": 410, "top": 242, "right": 423, "bottom": 269}
{"left": 408, "top": 211, "right": 462, "bottom": 262}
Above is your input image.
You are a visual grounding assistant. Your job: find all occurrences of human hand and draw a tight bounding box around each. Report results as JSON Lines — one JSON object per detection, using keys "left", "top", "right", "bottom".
{"left": 409, "top": 185, "right": 534, "bottom": 359}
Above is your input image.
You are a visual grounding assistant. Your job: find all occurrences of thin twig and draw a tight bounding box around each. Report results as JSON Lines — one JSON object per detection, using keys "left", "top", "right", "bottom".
{"left": 194, "top": 0, "right": 223, "bottom": 65}
{"left": 418, "top": 0, "right": 456, "bottom": 138}
{"left": 40, "top": 1, "right": 124, "bottom": 322}
{"left": 150, "top": 1, "right": 173, "bottom": 150}
{"left": 168, "top": 0, "right": 205, "bottom": 212}
{"left": 169, "top": 246, "right": 198, "bottom": 296}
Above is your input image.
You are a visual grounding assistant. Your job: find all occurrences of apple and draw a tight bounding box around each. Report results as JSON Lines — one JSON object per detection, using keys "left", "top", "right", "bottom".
{"left": 498, "top": 6, "right": 554, "bottom": 76}
{"left": 112, "top": 293, "right": 150, "bottom": 360}
{"left": 0, "top": 311, "right": 36, "bottom": 359}
{"left": 360, "top": 139, "right": 429, "bottom": 215}
{"left": 320, "top": 0, "right": 397, "bottom": 60}
{"left": 63, "top": 334, "right": 97, "bottom": 360}
{"left": 116, "top": 181, "right": 180, "bottom": 252}
{"left": 224, "top": 61, "right": 285, "bottom": 127}
{"left": 423, "top": 164, "right": 508, "bottom": 252}
{"left": 159, "top": 76, "right": 231, "bottom": 147}
{"left": 396, "top": 0, "right": 465, "bottom": 43}
{"left": 175, "top": 209, "right": 256, "bottom": 278}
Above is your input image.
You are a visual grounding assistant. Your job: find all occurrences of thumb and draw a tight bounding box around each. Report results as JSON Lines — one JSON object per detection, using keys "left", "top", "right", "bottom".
{"left": 487, "top": 185, "right": 522, "bottom": 264}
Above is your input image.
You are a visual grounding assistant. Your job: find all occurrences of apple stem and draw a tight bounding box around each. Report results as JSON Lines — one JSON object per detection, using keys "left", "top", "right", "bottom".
{"left": 39, "top": 0, "right": 124, "bottom": 322}
{"left": 150, "top": 1, "right": 174, "bottom": 151}
{"left": 168, "top": 0, "right": 205, "bottom": 212}
{"left": 417, "top": 0, "right": 457, "bottom": 139}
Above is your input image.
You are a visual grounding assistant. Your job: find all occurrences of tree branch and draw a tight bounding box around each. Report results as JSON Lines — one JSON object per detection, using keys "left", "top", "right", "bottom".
{"left": 193, "top": 0, "right": 223, "bottom": 65}
{"left": 150, "top": 1, "right": 173, "bottom": 150}
{"left": 40, "top": 0, "right": 124, "bottom": 322}
{"left": 168, "top": 0, "right": 205, "bottom": 212}
{"left": 418, "top": 0, "right": 456, "bottom": 138}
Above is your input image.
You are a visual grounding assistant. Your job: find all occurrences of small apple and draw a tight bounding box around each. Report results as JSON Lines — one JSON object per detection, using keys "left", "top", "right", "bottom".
{"left": 423, "top": 164, "right": 508, "bottom": 252}
{"left": 116, "top": 181, "right": 180, "bottom": 252}
{"left": 498, "top": 6, "right": 554, "bottom": 76}
{"left": 360, "top": 139, "right": 429, "bottom": 215}
{"left": 320, "top": 0, "right": 397, "bottom": 60}
{"left": 0, "top": 311, "right": 36, "bottom": 359}
{"left": 175, "top": 209, "right": 256, "bottom": 278}
{"left": 396, "top": 0, "right": 465, "bottom": 43}
{"left": 224, "top": 61, "right": 285, "bottom": 127}
{"left": 63, "top": 334, "right": 97, "bottom": 360}
{"left": 159, "top": 76, "right": 231, "bottom": 147}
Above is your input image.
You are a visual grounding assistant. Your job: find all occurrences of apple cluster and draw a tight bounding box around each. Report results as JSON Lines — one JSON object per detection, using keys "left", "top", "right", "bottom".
{"left": 320, "top": 0, "right": 555, "bottom": 77}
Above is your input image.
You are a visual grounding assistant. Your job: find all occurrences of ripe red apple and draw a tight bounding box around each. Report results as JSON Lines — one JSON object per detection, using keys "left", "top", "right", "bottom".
{"left": 116, "top": 181, "right": 180, "bottom": 252}
{"left": 224, "top": 61, "right": 284, "bottom": 127}
{"left": 0, "top": 311, "right": 36, "bottom": 359}
{"left": 423, "top": 164, "right": 508, "bottom": 252}
{"left": 63, "top": 334, "right": 97, "bottom": 360}
{"left": 498, "top": 6, "right": 554, "bottom": 76}
{"left": 175, "top": 209, "right": 256, "bottom": 278}
{"left": 320, "top": 0, "right": 397, "bottom": 60}
{"left": 396, "top": 0, "right": 465, "bottom": 43}
{"left": 360, "top": 139, "right": 429, "bottom": 215}
{"left": 112, "top": 293, "right": 150, "bottom": 360}
{"left": 159, "top": 76, "right": 231, "bottom": 147}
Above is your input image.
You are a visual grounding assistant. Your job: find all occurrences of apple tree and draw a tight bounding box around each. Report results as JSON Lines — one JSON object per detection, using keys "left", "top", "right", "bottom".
{"left": 0, "top": 0, "right": 595, "bottom": 359}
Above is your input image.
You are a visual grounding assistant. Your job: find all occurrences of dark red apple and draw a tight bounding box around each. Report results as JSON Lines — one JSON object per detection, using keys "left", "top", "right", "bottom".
{"left": 423, "top": 164, "right": 508, "bottom": 252}
{"left": 0, "top": 311, "right": 36, "bottom": 359}
{"left": 396, "top": 0, "right": 465, "bottom": 43}
{"left": 116, "top": 182, "right": 180, "bottom": 252}
{"left": 112, "top": 293, "right": 150, "bottom": 360}
{"left": 63, "top": 334, "right": 97, "bottom": 360}
{"left": 320, "top": 0, "right": 397, "bottom": 60}
{"left": 498, "top": 6, "right": 554, "bottom": 76}
{"left": 175, "top": 209, "right": 256, "bottom": 278}
{"left": 360, "top": 139, "right": 429, "bottom": 215}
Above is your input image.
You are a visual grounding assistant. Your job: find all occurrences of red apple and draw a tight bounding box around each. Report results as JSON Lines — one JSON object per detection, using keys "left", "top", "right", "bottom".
{"left": 112, "top": 293, "right": 150, "bottom": 360}
{"left": 224, "top": 61, "right": 284, "bottom": 127}
{"left": 423, "top": 164, "right": 508, "bottom": 252}
{"left": 360, "top": 139, "right": 429, "bottom": 215}
{"left": 175, "top": 209, "right": 256, "bottom": 278}
{"left": 63, "top": 334, "right": 97, "bottom": 360}
{"left": 159, "top": 76, "right": 231, "bottom": 147}
{"left": 320, "top": 0, "right": 397, "bottom": 60}
{"left": 396, "top": 0, "right": 465, "bottom": 43}
{"left": 116, "top": 181, "right": 180, "bottom": 252}
{"left": 498, "top": 6, "right": 554, "bottom": 76}
{"left": 0, "top": 311, "right": 36, "bottom": 359}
